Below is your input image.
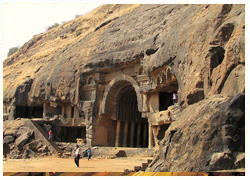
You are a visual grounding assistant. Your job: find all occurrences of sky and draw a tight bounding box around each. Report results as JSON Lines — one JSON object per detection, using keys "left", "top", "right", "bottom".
{"left": 1, "top": 0, "right": 247, "bottom": 61}
{"left": 0, "top": 0, "right": 247, "bottom": 62}
{"left": 0, "top": 1, "right": 103, "bottom": 61}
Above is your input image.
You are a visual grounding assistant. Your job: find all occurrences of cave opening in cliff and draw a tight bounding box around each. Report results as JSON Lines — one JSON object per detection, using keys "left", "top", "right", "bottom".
{"left": 157, "top": 124, "right": 170, "bottom": 140}
{"left": 209, "top": 46, "right": 225, "bottom": 75}
{"left": 14, "top": 106, "right": 43, "bottom": 119}
{"left": 159, "top": 92, "right": 175, "bottom": 111}
{"left": 58, "top": 126, "right": 86, "bottom": 143}
{"left": 115, "top": 84, "right": 148, "bottom": 148}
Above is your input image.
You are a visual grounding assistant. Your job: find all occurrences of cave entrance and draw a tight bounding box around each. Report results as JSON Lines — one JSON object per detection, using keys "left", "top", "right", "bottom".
{"left": 15, "top": 106, "right": 43, "bottom": 119}
{"left": 159, "top": 92, "right": 175, "bottom": 111}
{"left": 58, "top": 126, "right": 86, "bottom": 143}
{"left": 115, "top": 84, "right": 148, "bottom": 148}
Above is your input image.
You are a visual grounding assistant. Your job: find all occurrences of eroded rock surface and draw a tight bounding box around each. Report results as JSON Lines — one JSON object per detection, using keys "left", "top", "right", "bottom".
{"left": 147, "top": 93, "right": 245, "bottom": 172}
{"left": 3, "top": 4, "right": 245, "bottom": 108}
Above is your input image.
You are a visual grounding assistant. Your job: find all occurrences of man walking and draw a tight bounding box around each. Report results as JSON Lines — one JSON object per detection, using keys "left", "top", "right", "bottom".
{"left": 87, "top": 148, "right": 91, "bottom": 161}
{"left": 75, "top": 145, "right": 80, "bottom": 167}
{"left": 48, "top": 130, "right": 52, "bottom": 140}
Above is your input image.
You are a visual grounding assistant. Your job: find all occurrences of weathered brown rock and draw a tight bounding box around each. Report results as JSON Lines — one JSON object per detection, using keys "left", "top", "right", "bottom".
{"left": 23, "top": 140, "right": 42, "bottom": 151}
{"left": 16, "top": 127, "right": 30, "bottom": 138}
{"left": 232, "top": 152, "right": 245, "bottom": 169}
{"left": 22, "top": 148, "right": 36, "bottom": 159}
{"left": 9, "top": 148, "right": 22, "bottom": 159}
{"left": 3, "top": 136, "right": 15, "bottom": 144}
{"left": 147, "top": 93, "right": 244, "bottom": 172}
{"left": 38, "top": 145, "right": 48, "bottom": 153}
{"left": 3, "top": 143, "right": 10, "bottom": 157}
{"left": 15, "top": 130, "right": 34, "bottom": 151}
{"left": 2, "top": 4, "right": 244, "bottom": 108}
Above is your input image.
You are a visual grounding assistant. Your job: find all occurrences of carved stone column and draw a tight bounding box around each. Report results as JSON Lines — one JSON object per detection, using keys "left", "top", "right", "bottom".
{"left": 123, "top": 121, "right": 128, "bottom": 147}
{"left": 115, "top": 120, "right": 121, "bottom": 147}
{"left": 148, "top": 125, "right": 154, "bottom": 148}
{"left": 143, "top": 123, "right": 147, "bottom": 147}
{"left": 130, "top": 122, "right": 135, "bottom": 147}
{"left": 136, "top": 122, "right": 141, "bottom": 147}
{"left": 43, "top": 103, "right": 46, "bottom": 119}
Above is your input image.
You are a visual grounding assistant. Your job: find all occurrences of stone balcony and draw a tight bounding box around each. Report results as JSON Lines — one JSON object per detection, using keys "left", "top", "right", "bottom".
{"left": 148, "top": 104, "right": 181, "bottom": 126}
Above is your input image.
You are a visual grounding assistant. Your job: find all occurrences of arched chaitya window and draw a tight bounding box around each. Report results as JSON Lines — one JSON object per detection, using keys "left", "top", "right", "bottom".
{"left": 157, "top": 76, "right": 161, "bottom": 85}
{"left": 162, "top": 72, "right": 166, "bottom": 84}
{"left": 138, "top": 67, "right": 144, "bottom": 75}
{"left": 88, "top": 76, "right": 95, "bottom": 85}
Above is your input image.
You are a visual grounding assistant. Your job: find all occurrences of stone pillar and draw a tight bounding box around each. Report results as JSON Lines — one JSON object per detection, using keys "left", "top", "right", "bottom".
{"left": 43, "top": 103, "right": 46, "bottom": 119}
{"left": 148, "top": 125, "right": 154, "bottom": 148}
{"left": 143, "top": 123, "right": 147, "bottom": 147}
{"left": 115, "top": 120, "right": 121, "bottom": 147}
{"left": 123, "top": 121, "right": 128, "bottom": 147}
{"left": 136, "top": 123, "right": 141, "bottom": 147}
{"left": 130, "top": 122, "right": 135, "bottom": 147}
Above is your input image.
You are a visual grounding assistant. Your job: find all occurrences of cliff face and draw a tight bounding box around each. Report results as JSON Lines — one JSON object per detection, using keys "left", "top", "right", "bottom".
{"left": 147, "top": 93, "right": 245, "bottom": 172}
{"left": 3, "top": 4, "right": 245, "bottom": 106}
{"left": 3, "top": 4, "right": 245, "bottom": 171}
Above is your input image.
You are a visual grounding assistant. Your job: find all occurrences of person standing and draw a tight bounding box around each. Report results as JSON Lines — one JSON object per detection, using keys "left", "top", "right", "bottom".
{"left": 75, "top": 145, "right": 80, "bottom": 167}
{"left": 173, "top": 92, "right": 177, "bottom": 104}
{"left": 48, "top": 130, "right": 52, "bottom": 140}
{"left": 87, "top": 148, "right": 91, "bottom": 161}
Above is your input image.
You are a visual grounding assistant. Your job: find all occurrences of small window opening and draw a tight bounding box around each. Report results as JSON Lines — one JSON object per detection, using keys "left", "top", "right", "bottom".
{"left": 88, "top": 77, "right": 95, "bottom": 85}
{"left": 71, "top": 106, "right": 74, "bottom": 118}
{"left": 159, "top": 92, "right": 174, "bottom": 111}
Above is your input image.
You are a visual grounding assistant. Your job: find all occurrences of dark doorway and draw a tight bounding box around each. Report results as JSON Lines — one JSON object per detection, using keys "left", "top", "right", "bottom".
{"left": 157, "top": 124, "right": 170, "bottom": 140}
{"left": 159, "top": 92, "right": 173, "bottom": 111}
{"left": 71, "top": 107, "right": 74, "bottom": 118}
{"left": 115, "top": 84, "right": 148, "bottom": 148}
{"left": 32, "top": 106, "right": 43, "bottom": 118}
{"left": 15, "top": 106, "right": 44, "bottom": 119}
{"left": 77, "top": 128, "right": 82, "bottom": 138}
{"left": 60, "top": 126, "right": 86, "bottom": 143}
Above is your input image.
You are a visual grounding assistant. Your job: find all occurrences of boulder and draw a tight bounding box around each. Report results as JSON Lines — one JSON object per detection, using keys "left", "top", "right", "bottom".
{"left": 16, "top": 127, "right": 30, "bottom": 138}
{"left": 22, "top": 148, "right": 36, "bottom": 159}
{"left": 3, "top": 129, "right": 17, "bottom": 137}
{"left": 9, "top": 148, "right": 22, "bottom": 159}
{"left": 209, "top": 152, "right": 234, "bottom": 171}
{"left": 3, "top": 143, "right": 10, "bottom": 157}
{"left": 15, "top": 130, "right": 34, "bottom": 151}
{"left": 23, "top": 140, "right": 39, "bottom": 151}
{"left": 148, "top": 93, "right": 245, "bottom": 172}
{"left": 232, "top": 152, "right": 245, "bottom": 169}
{"left": 3, "top": 135, "right": 15, "bottom": 144}
{"left": 38, "top": 145, "right": 48, "bottom": 153}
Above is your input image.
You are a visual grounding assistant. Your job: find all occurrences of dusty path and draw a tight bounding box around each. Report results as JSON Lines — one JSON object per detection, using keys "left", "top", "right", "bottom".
{"left": 3, "top": 156, "right": 150, "bottom": 172}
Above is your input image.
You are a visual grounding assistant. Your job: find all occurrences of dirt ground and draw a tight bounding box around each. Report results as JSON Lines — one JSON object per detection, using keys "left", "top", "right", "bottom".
{"left": 3, "top": 156, "right": 150, "bottom": 172}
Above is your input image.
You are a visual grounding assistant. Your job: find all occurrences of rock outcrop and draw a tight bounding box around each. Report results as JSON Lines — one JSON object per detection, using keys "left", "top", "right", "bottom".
{"left": 147, "top": 93, "right": 245, "bottom": 172}
{"left": 3, "top": 4, "right": 244, "bottom": 108}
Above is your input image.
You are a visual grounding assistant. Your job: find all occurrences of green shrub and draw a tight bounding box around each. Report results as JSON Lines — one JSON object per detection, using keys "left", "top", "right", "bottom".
{"left": 46, "top": 23, "right": 60, "bottom": 31}
{"left": 7, "top": 46, "right": 19, "bottom": 57}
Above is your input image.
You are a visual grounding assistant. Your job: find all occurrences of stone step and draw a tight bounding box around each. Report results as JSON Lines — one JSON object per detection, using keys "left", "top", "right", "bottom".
{"left": 106, "top": 150, "right": 120, "bottom": 155}
{"left": 106, "top": 149, "right": 126, "bottom": 158}
{"left": 147, "top": 159, "right": 153, "bottom": 164}
{"left": 141, "top": 163, "right": 148, "bottom": 171}
{"left": 134, "top": 166, "right": 141, "bottom": 172}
